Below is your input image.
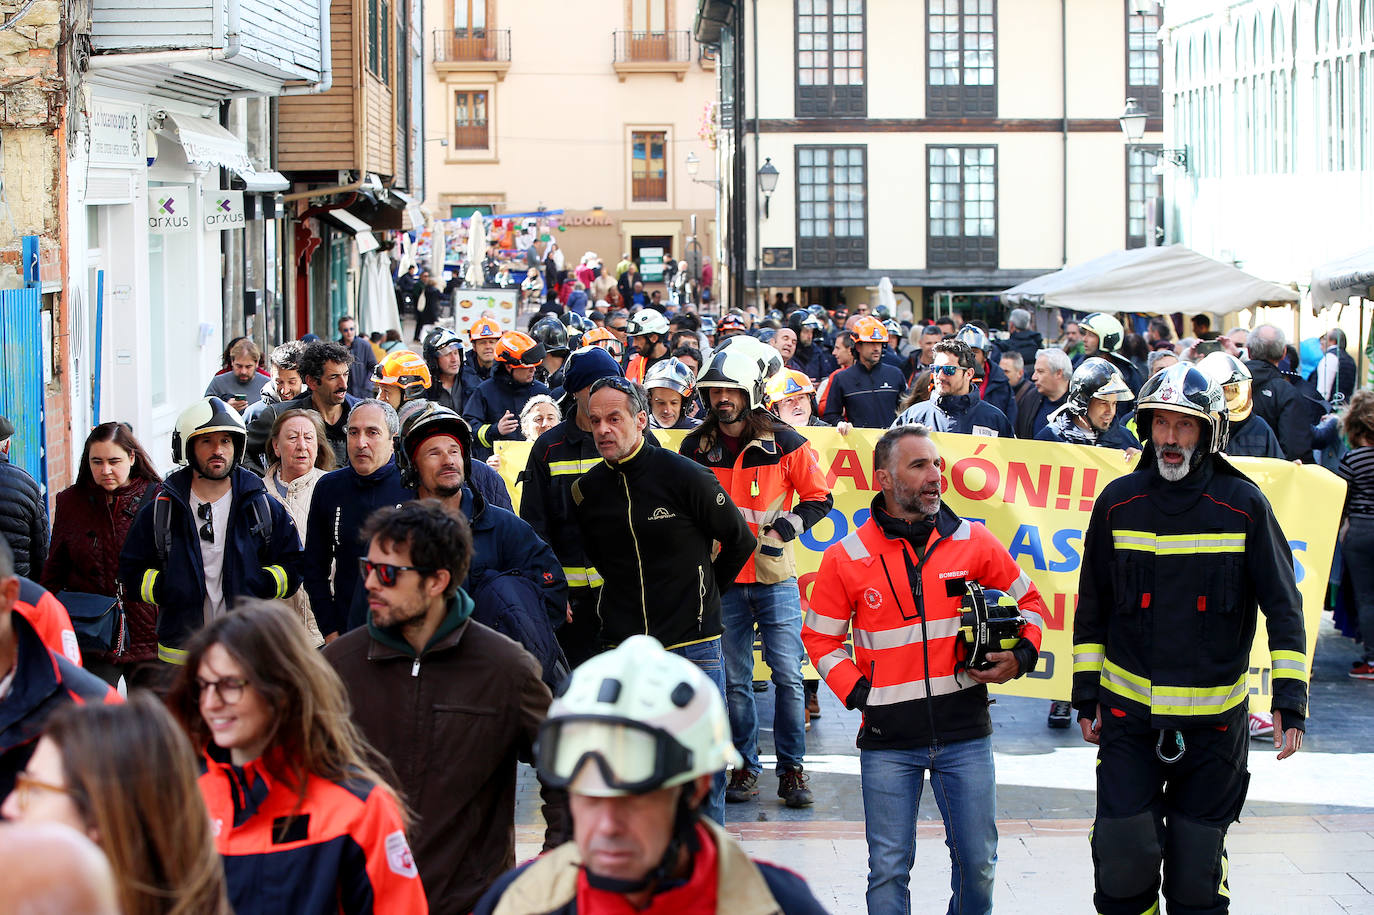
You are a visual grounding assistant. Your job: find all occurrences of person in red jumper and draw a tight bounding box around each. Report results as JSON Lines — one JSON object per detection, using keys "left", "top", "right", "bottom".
{"left": 472, "top": 636, "right": 828, "bottom": 915}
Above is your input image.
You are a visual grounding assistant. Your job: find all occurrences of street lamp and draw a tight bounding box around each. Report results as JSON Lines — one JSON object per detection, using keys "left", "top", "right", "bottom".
{"left": 1118, "top": 97, "right": 1147, "bottom": 142}
{"left": 685, "top": 151, "right": 720, "bottom": 189}
{"left": 757, "top": 157, "right": 779, "bottom": 219}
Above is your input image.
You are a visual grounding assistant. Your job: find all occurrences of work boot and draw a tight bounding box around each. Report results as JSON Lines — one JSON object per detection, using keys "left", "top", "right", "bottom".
{"left": 778, "top": 766, "right": 814, "bottom": 809}
{"left": 725, "top": 768, "right": 759, "bottom": 803}
{"left": 806, "top": 688, "right": 821, "bottom": 721}
{"left": 1047, "top": 700, "right": 1073, "bottom": 729}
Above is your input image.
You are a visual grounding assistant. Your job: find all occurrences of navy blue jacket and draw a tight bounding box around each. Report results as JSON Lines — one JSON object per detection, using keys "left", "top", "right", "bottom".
{"left": 787, "top": 343, "right": 836, "bottom": 383}
{"left": 463, "top": 367, "right": 550, "bottom": 461}
{"left": 894, "top": 391, "right": 1014, "bottom": 437}
{"left": 1226, "top": 414, "right": 1283, "bottom": 459}
{"left": 459, "top": 484, "right": 567, "bottom": 629}
{"left": 470, "top": 458, "right": 514, "bottom": 511}
{"left": 1036, "top": 415, "right": 1141, "bottom": 450}
{"left": 820, "top": 361, "right": 907, "bottom": 428}
{"left": 304, "top": 459, "right": 414, "bottom": 637}
{"left": 118, "top": 465, "right": 303, "bottom": 661}
{"left": 975, "top": 359, "right": 1019, "bottom": 428}
{"left": 449, "top": 358, "right": 492, "bottom": 413}
{"left": 0, "top": 613, "right": 118, "bottom": 797}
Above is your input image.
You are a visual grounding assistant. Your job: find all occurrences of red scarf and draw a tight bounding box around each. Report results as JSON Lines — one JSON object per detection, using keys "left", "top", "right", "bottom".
{"left": 576, "top": 823, "right": 719, "bottom": 915}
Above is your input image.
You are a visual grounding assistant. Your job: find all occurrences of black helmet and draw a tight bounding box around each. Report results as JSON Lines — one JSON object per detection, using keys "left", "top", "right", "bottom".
{"left": 1061, "top": 357, "right": 1134, "bottom": 417}
{"left": 1133, "top": 362, "right": 1229, "bottom": 454}
{"left": 532, "top": 317, "right": 571, "bottom": 357}
{"left": 396, "top": 400, "right": 473, "bottom": 490}
{"left": 955, "top": 324, "right": 992, "bottom": 354}
{"left": 422, "top": 326, "right": 464, "bottom": 364}
{"left": 873, "top": 303, "right": 893, "bottom": 322}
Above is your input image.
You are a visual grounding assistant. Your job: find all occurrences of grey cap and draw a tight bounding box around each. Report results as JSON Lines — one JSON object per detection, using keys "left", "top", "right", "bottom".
{"left": 0, "top": 415, "right": 12, "bottom": 439}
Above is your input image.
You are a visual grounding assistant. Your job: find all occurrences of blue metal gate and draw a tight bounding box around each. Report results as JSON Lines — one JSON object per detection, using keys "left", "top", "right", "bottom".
{"left": 0, "top": 285, "right": 48, "bottom": 493}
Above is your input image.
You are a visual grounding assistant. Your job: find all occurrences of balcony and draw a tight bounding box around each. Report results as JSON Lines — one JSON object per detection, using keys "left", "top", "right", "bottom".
{"left": 432, "top": 29, "right": 511, "bottom": 80}
{"left": 612, "top": 30, "right": 690, "bottom": 81}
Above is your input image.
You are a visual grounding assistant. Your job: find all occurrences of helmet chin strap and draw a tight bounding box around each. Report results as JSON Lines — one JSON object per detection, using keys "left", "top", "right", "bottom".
{"left": 582, "top": 788, "right": 703, "bottom": 897}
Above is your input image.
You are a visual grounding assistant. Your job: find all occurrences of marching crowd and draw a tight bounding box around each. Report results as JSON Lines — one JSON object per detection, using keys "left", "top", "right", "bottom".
{"left": 0, "top": 277, "right": 1367, "bottom": 915}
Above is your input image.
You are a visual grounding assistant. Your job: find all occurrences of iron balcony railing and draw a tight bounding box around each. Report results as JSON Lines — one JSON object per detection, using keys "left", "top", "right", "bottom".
{"left": 433, "top": 28, "right": 510, "bottom": 63}
{"left": 612, "top": 30, "right": 690, "bottom": 64}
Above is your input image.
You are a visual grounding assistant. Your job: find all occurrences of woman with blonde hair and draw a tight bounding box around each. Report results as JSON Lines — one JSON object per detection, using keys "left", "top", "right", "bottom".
{"left": 0, "top": 695, "right": 231, "bottom": 915}
{"left": 168, "top": 600, "right": 426, "bottom": 914}
{"left": 264, "top": 408, "right": 335, "bottom": 644}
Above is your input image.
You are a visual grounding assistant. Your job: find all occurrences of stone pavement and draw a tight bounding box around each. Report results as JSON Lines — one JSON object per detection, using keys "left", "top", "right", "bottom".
{"left": 514, "top": 619, "right": 1374, "bottom": 912}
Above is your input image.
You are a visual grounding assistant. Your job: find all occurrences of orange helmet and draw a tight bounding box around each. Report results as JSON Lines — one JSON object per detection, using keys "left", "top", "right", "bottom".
{"left": 371, "top": 349, "right": 432, "bottom": 400}
{"left": 496, "top": 330, "right": 546, "bottom": 368}
{"left": 585, "top": 326, "right": 618, "bottom": 346}
{"left": 852, "top": 316, "right": 888, "bottom": 343}
{"left": 470, "top": 317, "right": 502, "bottom": 341}
{"left": 765, "top": 369, "right": 815, "bottom": 407}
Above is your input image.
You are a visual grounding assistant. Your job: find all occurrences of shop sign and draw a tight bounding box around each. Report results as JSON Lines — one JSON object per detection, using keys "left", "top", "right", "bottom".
{"left": 147, "top": 187, "right": 193, "bottom": 235}
{"left": 762, "top": 247, "right": 794, "bottom": 269}
{"left": 202, "top": 189, "right": 245, "bottom": 231}
{"left": 563, "top": 212, "right": 615, "bottom": 227}
{"left": 89, "top": 99, "right": 145, "bottom": 168}
{"left": 640, "top": 246, "right": 665, "bottom": 282}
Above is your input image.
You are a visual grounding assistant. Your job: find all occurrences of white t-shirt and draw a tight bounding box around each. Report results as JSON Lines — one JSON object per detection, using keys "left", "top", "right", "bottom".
{"left": 190, "top": 488, "right": 234, "bottom": 622}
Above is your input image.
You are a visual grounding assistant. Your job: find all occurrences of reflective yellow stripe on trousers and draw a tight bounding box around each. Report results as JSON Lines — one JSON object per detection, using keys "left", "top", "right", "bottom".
{"left": 1100, "top": 659, "right": 1248, "bottom": 717}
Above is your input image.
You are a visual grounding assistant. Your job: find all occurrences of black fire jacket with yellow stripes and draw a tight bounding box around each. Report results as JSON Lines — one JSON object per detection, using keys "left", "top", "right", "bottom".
{"left": 519, "top": 413, "right": 657, "bottom": 592}
{"left": 570, "top": 438, "right": 754, "bottom": 649}
{"left": 1071, "top": 454, "right": 1308, "bottom": 731}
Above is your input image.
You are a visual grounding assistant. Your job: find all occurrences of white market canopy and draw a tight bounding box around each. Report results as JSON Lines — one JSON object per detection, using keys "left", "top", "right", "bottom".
{"left": 1000, "top": 244, "right": 1299, "bottom": 316}
{"left": 1309, "top": 246, "right": 1374, "bottom": 312}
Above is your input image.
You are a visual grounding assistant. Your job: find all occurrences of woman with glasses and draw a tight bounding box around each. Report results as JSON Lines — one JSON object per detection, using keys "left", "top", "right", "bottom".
{"left": 41, "top": 422, "right": 163, "bottom": 688}
{"left": 264, "top": 409, "right": 335, "bottom": 645}
{"left": 0, "top": 695, "right": 231, "bottom": 915}
{"left": 168, "top": 599, "right": 427, "bottom": 914}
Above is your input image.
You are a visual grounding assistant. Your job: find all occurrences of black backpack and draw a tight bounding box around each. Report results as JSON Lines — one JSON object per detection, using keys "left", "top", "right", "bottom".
{"left": 468, "top": 568, "right": 570, "bottom": 690}
{"left": 145, "top": 484, "right": 274, "bottom": 568}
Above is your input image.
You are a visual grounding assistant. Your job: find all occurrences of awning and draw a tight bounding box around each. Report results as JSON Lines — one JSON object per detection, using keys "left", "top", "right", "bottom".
{"left": 1309, "top": 247, "right": 1374, "bottom": 312}
{"left": 319, "top": 208, "right": 379, "bottom": 254}
{"left": 232, "top": 169, "right": 289, "bottom": 193}
{"left": 161, "top": 114, "right": 253, "bottom": 171}
{"left": 1001, "top": 245, "right": 1299, "bottom": 316}
{"left": 389, "top": 189, "right": 426, "bottom": 232}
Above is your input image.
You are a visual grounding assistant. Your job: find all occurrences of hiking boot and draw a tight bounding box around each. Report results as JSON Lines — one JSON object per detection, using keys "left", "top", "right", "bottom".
{"left": 725, "top": 768, "right": 759, "bottom": 803}
{"left": 1047, "top": 700, "right": 1074, "bottom": 729}
{"left": 806, "top": 688, "right": 821, "bottom": 721}
{"left": 1350, "top": 661, "right": 1374, "bottom": 680}
{"left": 778, "top": 767, "right": 814, "bottom": 808}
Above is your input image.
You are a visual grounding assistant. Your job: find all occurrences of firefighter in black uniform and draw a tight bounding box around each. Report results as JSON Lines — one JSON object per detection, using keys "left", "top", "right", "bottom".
{"left": 1073, "top": 362, "right": 1308, "bottom": 915}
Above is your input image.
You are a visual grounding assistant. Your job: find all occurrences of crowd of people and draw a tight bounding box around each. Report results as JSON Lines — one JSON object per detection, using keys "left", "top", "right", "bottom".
{"left": 0, "top": 275, "right": 1366, "bottom": 915}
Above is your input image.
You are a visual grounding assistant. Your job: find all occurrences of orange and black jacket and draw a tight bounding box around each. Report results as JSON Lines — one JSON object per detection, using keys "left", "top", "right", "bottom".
{"left": 199, "top": 746, "right": 427, "bottom": 915}
{"left": 680, "top": 420, "right": 833, "bottom": 584}
{"left": 0, "top": 612, "right": 120, "bottom": 798}
{"left": 803, "top": 496, "right": 1045, "bottom": 749}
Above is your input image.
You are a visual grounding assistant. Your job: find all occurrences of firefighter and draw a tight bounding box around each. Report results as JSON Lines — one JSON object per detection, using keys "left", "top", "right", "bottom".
{"left": 1073, "top": 362, "right": 1307, "bottom": 915}
{"left": 370, "top": 349, "right": 432, "bottom": 410}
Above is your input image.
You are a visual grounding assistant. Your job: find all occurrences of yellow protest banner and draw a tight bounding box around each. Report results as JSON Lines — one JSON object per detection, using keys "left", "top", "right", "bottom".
{"left": 495, "top": 430, "right": 1342, "bottom": 702}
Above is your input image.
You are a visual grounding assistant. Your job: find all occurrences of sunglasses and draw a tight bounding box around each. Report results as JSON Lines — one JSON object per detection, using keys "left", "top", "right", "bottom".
{"left": 932, "top": 365, "right": 966, "bottom": 377}
{"left": 197, "top": 502, "right": 214, "bottom": 543}
{"left": 359, "top": 558, "right": 434, "bottom": 588}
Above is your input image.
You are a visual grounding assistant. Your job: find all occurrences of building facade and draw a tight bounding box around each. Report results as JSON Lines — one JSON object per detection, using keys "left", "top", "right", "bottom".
{"left": 423, "top": 0, "right": 719, "bottom": 289}
{"left": 1162, "top": 0, "right": 1374, "bottom": 341}
{"left": 697, "top": 0, "right": 1167, "bottom": 323}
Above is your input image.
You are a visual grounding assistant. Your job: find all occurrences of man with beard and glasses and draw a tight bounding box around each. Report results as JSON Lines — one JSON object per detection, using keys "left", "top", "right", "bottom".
{"left": 1072, "top": 363, "right": 1308, "bottom": 915}
{"left": 803, "top": 425, "right": 1046, "bottom": 915}
{"left": 893, "top": 339, "right": 1012, "bottom": 437}
{"left": 119, "top": 398, "right": 302, "bottom": 672}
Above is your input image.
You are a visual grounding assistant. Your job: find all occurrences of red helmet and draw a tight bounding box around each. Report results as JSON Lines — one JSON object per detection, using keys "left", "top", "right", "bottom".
{"left": 496, "top": 330, "right": 546, "bottom": 367}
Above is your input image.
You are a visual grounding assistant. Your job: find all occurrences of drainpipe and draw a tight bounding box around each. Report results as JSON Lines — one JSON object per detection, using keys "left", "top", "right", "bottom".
{"left": 86, "top": 0, "right": 242, "bottom": 69}
{"left": 1060, "top": 0, "right": 1068, "bottom": 268}
{"left": 751, "top": 0, "right": 762, "bottom": 311}
{"left": 280, "top": 0, "right": 334, "bottom": 96}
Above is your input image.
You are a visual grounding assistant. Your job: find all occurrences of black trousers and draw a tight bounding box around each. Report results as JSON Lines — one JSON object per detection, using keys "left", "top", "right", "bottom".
{"left": 1092, "top": 706, "right": 1250, "bottom": 915}
{"left": 559, "top": 588, "right": 603, "bottom": 669}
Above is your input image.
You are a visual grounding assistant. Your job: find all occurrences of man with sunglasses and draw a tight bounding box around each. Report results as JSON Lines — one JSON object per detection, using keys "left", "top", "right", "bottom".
{"left": 324, "top": 500, "right": 567, "bottom": 914}
{"left": 570, "top": 375, "right": 754, "bottom": 825}
{"left": 893, "top": 339, "right": 1013, "bottom": 437}
{"left": 474, "top": 636, "right": 828, "bottom": 915}
{"left": 0, "top": 535, "right": 120, "bottom": 798}
{"left": 119, "top": 397, "right": 303, "bottom": 672}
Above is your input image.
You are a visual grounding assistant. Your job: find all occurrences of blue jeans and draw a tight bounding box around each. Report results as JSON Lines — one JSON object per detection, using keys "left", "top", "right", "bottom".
{"left": 670, "top": 637, "right": 727, "bottom": 825}
{"left": 860, "top": 736, "right": 998, "bottom": 915}
{"left": 720, "top": 580, "right": 807, "bottom": 775}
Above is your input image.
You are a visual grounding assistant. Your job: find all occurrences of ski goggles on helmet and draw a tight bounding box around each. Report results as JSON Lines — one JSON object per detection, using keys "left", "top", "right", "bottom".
{"left": 536, "top": 715, "right": 692, "bottom": 795}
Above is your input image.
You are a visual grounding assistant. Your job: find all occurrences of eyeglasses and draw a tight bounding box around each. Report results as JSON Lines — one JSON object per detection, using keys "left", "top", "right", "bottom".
{"left": 195, "top": 675, "right": 249, "bottom": 705}
{"left": 359, "top": 558, "right": 434, "bottom": 588}
{"left": 932, "top": 365, "right": 966, "bottom": 377}
{"left": 197, "top": 502, "right": 214, "bottom": 543}
{"left": 11, "top": 771, "right": 76, "bottom": 811}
